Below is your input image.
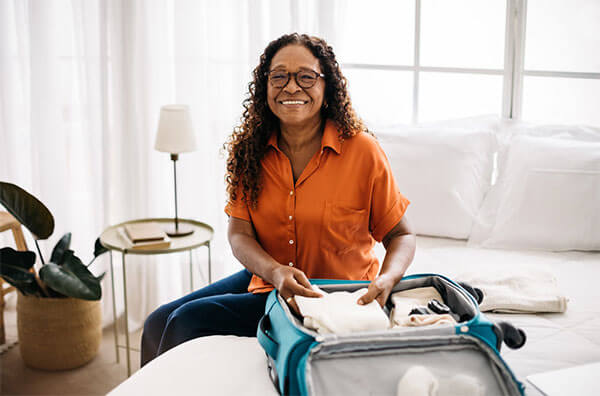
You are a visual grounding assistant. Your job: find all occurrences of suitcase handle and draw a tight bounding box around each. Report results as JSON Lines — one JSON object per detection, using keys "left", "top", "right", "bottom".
{"left": 258, "top": 314, "right": 279, "bottom": 357}
{"left": 458, "top": 281, "right": 484, "bottom": 305}
{"left": 493, "top": 321, "right": 527, "bottom": 350}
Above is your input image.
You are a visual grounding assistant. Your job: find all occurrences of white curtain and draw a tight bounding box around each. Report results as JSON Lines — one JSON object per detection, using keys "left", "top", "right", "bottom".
{"left": 0, "top": 0, "right": 345, "bottom": 332}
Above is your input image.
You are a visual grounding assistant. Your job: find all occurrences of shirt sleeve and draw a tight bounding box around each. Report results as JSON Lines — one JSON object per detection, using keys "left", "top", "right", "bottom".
{"left": 224, "top": 184, "right": 251, "bottom": 222}
{"left": 369, "top": 141, "right": 410, "bottom": 242}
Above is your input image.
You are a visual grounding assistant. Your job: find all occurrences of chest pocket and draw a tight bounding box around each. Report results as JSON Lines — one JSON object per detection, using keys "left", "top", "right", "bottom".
{"left": 320, "top": 201, "right": 371, "bottom": 255}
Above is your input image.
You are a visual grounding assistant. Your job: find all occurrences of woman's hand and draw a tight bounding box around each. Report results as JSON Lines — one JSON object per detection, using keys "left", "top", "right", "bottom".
{"left": 358, "top": 217, "right": 416, "bottom": 307}
{"left": 271, "top": 265, "right": 322, "bottom": 314}
{"left": 357, "top": 273, "right": 398, "bottom": 307}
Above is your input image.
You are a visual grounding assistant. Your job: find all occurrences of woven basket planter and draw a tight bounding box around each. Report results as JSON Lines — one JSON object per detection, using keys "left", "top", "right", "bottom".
{"left": 17, "top": 293, "right": 102, "bottom": 370}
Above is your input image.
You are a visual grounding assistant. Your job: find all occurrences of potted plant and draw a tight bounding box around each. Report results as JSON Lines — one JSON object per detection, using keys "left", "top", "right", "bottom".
{"left": 0, "top": 181, "right": 108, "bottom": 370}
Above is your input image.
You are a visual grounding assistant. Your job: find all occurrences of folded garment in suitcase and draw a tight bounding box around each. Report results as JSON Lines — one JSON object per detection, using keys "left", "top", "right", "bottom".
{"left": 257, "top": 273, "right": 526, "bottom": 396}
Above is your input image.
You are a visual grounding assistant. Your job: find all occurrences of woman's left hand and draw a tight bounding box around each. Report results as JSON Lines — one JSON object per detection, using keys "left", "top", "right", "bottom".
{"left": 357, "top": 273, "right": 399, "bottom": 307}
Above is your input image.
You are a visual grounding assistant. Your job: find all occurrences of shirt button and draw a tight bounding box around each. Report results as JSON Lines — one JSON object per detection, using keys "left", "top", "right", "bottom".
{"left": 289, "top": 240, "right": 294, "bottom": 245}
{"left": 289, "top": 215, "right": 293, "bottom": 221}
{"left": 288, "top": 262, "right": 294, "bottom": 267}
{"left": 289, "top": 190, "right": 293, "bottom": 195}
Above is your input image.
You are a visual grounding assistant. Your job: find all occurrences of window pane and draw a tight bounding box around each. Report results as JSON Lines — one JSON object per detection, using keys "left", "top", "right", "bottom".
{"left": 419, "top": 72, "right": 502, "bottom": 122}
{"left": 525, "top": 0, "right": 600, "bottom": 73}
{"left": 420, "top": 0, "right": 506, "bottom": 69}
{"left": 334, "top": 0, "right": 414, "bottom": 65}
{"left": 522, "top": 76, "right": 600, "bottom": 126}
{"left": 344, "top": 68, "right": 413, "bottom": 125}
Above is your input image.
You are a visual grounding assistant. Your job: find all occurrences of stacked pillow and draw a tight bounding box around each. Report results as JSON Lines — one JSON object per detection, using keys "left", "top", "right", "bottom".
{"left": 469, "top": 123, "right": 600, "bottom": 251}
{"left": 376, "top": 118, "right": 600, "bottom": 251}
{"left": 377, "top": 124, "right": 497, "bottom": 240}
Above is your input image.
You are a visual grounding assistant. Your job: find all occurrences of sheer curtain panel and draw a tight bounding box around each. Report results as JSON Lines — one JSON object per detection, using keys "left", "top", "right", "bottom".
{"left": 0, "top": 0, "right": 345, "bottom": 332}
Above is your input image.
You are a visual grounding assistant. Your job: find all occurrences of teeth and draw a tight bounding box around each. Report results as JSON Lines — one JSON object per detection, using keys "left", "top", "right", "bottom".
{"left": 281, "top": 100, "right": 306, "bottom": 105}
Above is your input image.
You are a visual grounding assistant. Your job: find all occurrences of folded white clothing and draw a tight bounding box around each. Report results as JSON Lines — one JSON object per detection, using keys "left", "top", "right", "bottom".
{"left": 396, "top": 365, "right": 485, "bottom": 396}
{"left": 457, "top": 268, "right": 568, "bottom": 313}
{"left": 396, "top": 365, "right": 439, "bottom": 396}
{"left": 390, "top": 287, "right": 444, "bottom": 327}
{"left": 393, "top": 314, "right": 456, "bottom": 328}
{"left": 295, "top": 287, "right": 389, "bottom": 335}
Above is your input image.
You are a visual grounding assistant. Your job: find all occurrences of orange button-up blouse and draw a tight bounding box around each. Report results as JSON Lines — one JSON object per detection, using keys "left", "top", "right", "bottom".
{"left": 225, "top": 119, "right": 410, "bottom": 293}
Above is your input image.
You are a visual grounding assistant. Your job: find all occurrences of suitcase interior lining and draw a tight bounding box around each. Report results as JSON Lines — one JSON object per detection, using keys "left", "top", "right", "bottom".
{"left": 305, "top": 335, "right": 521, "bottom": 396}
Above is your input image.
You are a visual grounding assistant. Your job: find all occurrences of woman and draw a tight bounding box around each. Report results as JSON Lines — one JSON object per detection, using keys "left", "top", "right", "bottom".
{"left": 141, "top": 33, "right": 416, "bottom": 367}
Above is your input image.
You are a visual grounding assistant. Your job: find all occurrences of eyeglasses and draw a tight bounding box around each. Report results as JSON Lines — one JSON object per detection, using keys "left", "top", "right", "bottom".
{"left": 267, "top": 69, "right": 325, "bottom": 89}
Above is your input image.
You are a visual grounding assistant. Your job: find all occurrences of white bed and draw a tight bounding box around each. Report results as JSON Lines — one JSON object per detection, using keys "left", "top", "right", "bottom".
{"left": 108, "top": 235, "right": 600, "bottom": 395}
{"left": 110, "top": 120, "right": 600, "bottom": 394}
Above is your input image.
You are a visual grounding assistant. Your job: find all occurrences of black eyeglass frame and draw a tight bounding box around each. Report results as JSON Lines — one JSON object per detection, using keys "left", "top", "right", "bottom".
{"left": 266, "top": 69, "right": 326, "bottom": 89}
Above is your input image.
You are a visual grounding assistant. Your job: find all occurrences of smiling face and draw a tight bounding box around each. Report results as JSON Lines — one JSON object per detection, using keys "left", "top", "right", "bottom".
{"left": 267, "top": 44, "right": 326, "bottom": 129}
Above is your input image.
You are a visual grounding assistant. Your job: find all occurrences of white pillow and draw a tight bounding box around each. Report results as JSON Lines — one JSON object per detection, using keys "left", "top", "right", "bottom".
{"left": 378, "top": 126, "right": 497, "bottom": 239}
{"left": 469, "top": 135, "right": 600, "bottom": 251}
{"left": 497, "top": 120, "right": 600, "bottom": 143}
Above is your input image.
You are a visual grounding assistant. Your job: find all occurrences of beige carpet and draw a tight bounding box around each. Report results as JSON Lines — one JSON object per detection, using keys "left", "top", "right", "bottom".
{"left": 1, "top": 303, "right": 142, "bottom": 395}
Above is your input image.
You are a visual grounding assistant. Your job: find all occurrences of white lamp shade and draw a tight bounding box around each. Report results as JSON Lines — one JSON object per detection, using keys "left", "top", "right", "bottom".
{"left": 154, "top": 105, "right": 197, "bottom": 154}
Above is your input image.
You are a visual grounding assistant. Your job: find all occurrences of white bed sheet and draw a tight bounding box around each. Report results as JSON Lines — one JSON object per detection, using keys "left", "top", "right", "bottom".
{"left": 109, "top": 236, "right": 600, "bottom": 396}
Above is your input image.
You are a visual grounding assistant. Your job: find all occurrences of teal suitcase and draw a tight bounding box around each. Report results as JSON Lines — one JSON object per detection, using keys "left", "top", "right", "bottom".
{"left": 257, "top": 273, "right": 526, "bottom": 396}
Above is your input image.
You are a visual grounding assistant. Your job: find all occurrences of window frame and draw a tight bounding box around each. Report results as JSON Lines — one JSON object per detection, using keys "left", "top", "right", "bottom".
{"left": 339, "top": 0, "right": 600, "bottom": 124}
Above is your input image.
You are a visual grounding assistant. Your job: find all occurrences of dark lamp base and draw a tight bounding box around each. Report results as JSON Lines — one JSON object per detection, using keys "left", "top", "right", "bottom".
{"left": 164, "top": 224, "right": 194, "bottom": 237}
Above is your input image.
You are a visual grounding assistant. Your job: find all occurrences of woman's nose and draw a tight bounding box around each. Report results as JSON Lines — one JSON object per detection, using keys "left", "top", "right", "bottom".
{"left": 283, "top": 76, "right": 302, "bottom": 93}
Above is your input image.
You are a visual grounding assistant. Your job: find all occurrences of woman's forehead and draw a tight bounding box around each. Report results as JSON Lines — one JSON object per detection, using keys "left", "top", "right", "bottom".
{"left": 270, "top": 44, "right": 321, "bottom": 71}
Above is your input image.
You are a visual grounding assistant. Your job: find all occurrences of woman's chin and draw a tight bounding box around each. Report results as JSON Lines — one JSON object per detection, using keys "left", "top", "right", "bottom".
{"left": 277, "top": 112, "right": 322, "bottom": 128}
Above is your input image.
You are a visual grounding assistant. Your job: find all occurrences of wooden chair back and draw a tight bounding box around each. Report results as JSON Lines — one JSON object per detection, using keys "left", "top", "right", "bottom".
{"left": 0, "top": 211, "right": 28, "bottom": 345}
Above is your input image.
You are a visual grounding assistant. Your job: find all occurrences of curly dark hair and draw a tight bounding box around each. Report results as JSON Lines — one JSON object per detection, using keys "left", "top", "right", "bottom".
{"left": 224, "top": 33, "right": 369, "bottom": 207}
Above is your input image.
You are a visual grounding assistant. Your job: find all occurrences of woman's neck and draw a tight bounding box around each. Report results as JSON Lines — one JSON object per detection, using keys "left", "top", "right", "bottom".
{"left": 278, "top": 117, "right": 325, "bottom": 153}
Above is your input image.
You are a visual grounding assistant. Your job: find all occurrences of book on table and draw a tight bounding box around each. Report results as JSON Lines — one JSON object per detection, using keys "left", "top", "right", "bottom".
{"left": 124, "top": 222, "right": 168, "bottom": 243}
{"left": 119, "top": 224, "right": 171, "bottom": 250}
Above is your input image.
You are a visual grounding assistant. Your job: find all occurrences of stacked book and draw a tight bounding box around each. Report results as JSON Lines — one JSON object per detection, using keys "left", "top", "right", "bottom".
{"left": 118, "top": 222, "right": 171, "bottom": 250}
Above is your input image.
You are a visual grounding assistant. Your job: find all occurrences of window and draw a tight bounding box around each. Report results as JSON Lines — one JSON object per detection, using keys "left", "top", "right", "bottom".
{"left": 520, "top": 0, "right": 600, "bottom": 126}
{"left": 334, "top": 0, "right": 507, "bottom": 126}
{"left": 332, "top": 0, "right": 600, "bottom": 127}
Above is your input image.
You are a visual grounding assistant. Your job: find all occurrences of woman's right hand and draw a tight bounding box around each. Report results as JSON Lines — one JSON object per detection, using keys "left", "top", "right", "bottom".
{"left": 271, "top": 265, "right": 323, "bottom": 314}
{"left": 227, "top": 217, "right": 322, "bottom": 313}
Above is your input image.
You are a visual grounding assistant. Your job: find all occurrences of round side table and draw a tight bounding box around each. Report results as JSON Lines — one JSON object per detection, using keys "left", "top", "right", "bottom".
{"left": 100, "top": 217, "right": 214, "bottom": 377}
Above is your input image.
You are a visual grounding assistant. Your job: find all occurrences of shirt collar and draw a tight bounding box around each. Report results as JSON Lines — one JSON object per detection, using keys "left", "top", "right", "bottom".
{"left": 267, "top": 119, "right": 342, "bottom": 155}
{"left": 320, "top": 119, "right": 342, "bottom": 154}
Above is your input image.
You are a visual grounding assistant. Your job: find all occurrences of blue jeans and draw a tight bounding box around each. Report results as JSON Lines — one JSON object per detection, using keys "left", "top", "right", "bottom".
{"left": 140, "top": 269, "right": 268, "bottom": 367}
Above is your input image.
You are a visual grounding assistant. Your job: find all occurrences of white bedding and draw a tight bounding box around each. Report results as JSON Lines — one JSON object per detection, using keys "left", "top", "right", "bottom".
{"left": 109, "top": 236, "right": 600, "bottom": 395}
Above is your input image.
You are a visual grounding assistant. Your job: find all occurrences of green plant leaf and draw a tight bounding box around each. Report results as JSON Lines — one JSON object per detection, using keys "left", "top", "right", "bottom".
{"left": 0, "top": 247, "right": 43, "bottom": 296}
{"left": 0, "top": 182, "right": 54, "bottom": 240}
{"left": 93, "top": 237, "right": 108, "bottom": 258}
{"left": 40, "top": 251, "right": 101, "bottom": 300}
{"left": 0, "top": 247, "right": 36, "bottom": 271}
{"left": 0, "top": 272, "right": 43, "bottom": 297}
{"left": 96, "top": 272, "right": 106, "bottom": 282}
{"left": 51, "top": 232, "right": 72, "bottom": 265}
{"left": 63, "top": 252, "right": 102, "bottom": 299}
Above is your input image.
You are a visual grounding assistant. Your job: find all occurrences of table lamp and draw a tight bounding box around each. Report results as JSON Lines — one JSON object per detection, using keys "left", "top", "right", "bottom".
{"left": 154, "top": 105, "right": 197, "bottom": 237}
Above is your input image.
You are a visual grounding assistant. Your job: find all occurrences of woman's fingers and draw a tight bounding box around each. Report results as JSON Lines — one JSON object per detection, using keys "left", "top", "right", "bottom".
{"left": 375, "top": 294, "right": 388, "bottom": 308}
{"left": 286, "top": 297, "right": 301, "bottom": 314}
{"left": 293, "top": 270, "right": 323, "bottom": 298}
{"left": 358, "top": 276, "right": 393, "bottom": 307}
{"left": 289, "top": 281, "right": 322, "bottom": 298}
{"left": 275, "top": 266, "right": 322, "bottom": 299}
{"left": 358, "top": 283, "right": 381, "bottom": 305}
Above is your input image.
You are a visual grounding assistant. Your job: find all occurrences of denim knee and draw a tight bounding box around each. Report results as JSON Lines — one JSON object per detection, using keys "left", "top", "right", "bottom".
{"left": 165, "top": 300, "right": 203, "bottom": 327}
{"left": 161, "top": 299, "right": 219, "bottom": 341}
{"left": 143, "top": 303, "right": 172, "bottom": 338}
